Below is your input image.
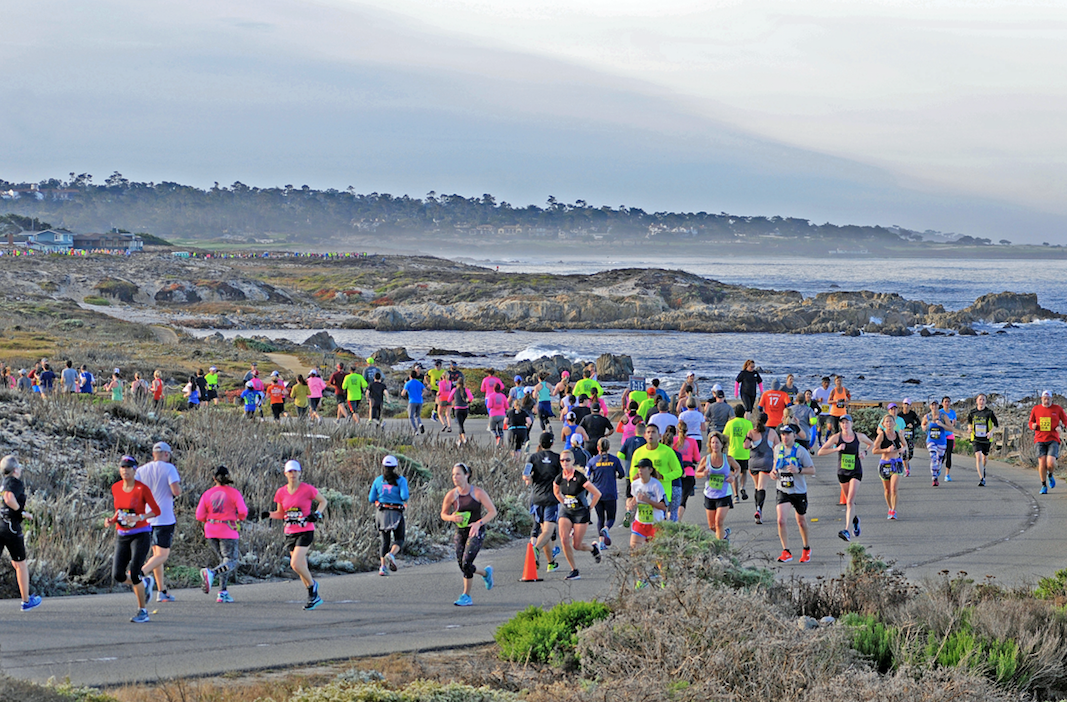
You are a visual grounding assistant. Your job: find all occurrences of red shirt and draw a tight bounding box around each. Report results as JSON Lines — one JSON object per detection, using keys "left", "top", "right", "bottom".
{"left": 329, "top": 370, "right": 346, "bottom": 396}
{"left": 759, "top": 389, "right": 791, "bottom": 427}
{"left": 111, "top": 481, "right": 162, "bottom": 535}
{"left": 151, "top": 378, "right": 164, "bottom": 401}
{"left": 274, "top": 482, "right": 319, "bottom": 534}
{"left": 1030, "top": 404, "right": 1067, "bottom": 443}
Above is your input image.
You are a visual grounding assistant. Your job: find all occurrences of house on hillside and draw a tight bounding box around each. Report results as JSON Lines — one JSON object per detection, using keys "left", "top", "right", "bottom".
{"left": 10, "top": 230, "right": 75, "bottom": 252}
{"left": 73, "top": 232, "right": 144, "bottom": 252}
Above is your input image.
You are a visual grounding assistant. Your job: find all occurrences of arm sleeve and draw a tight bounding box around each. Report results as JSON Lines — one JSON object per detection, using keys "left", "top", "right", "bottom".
{"left": 734, "top": 381, "right": 740, "bottom": 397}
{"left": 368, "top": 477, "right": 380, "bottom": 503}
{"left": 195, "top": 494, "right": 208, "bottom": 522}
{"left": 236, "top": 492, "right": 249, "bottom": 521}
{"left": 400, "top": 477, "right": 410, "bottom": 502}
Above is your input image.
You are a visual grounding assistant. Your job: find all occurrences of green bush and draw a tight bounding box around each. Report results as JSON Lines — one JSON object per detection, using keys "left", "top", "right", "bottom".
{"left": 923, "top": 615, "right": 1026, "bottom": 686}
{"left": 289, "top": 679, "right": 517, "bottom": 702}
{"left": 642, "top": 522, "right": 774, "bottom": 590}
{"left": 495, "top": 600, "right": 610, "bottom": 667}
{"left": 842, "top": 613, "right": 897, "bottom": 674}
{"left": 82, "top": 296, "right": 110, "bottom": 306}
{"left": 1035, "top": 568, "right": 1067, "bottom": 600}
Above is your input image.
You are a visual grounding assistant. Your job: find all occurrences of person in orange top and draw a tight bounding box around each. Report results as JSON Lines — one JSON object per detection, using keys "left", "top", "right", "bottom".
{"left": 1029, "top": 390, "right": 1067, "bottom": 494}
{"left": 828, "top": 375, "right": 852, "bottom": 504}
{"left": 758, "top": 379, "right": 791, "bottom": 428}
{"left": 267, "top": 373, "right": 288, "bottom": 422}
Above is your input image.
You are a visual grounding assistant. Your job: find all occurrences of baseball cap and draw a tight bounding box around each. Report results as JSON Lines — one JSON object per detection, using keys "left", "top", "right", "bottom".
{"left": 1043, "top": 390, "right": 1053, "bottom": 398}
{"left": 119, "top": 455, "right": 138, "bottom": 468}
{"left": 284, "top": 459, "right": 302, "bottom": 473}
{"left": 571, "top": 433, "right": 584, "bottom": 445}
{"left": 209, "top": 366, "right": 217, "bottom": 371}
{"left": 566, "top": 411, "right": 577, "bottom": 421}
{"left": 840, "top": 414, "right": 853, "bottom": 422}
{"left": 562, "top": 371, "right": 570, "bottom": 378}
{"left": 711, "top": 383, "right": 723, "bottom": 393}
{"left": 514, "top": 375, "right": 523, "bottom": 383}
{"left": 887, "top": 402, "right": 898, "bottom": 409}
{"left": 382, "top": 455, "right": 399, "bottom": 468}
{"left": 153, "top": 441, "right": 172, "bottom": 454}
{"left": 636, "top": 458, "right": 654, "bottom": 470}
{"left": 245, "top": 380, "right": 254, "bottom": 388}
{"left": 778, "top": 425, "right": 795, "bottom": 433}
{"left": 308, "top": 369, "right": 318, "bottom": 376}
{"left": 434, "top": 359, "right": 442, "bottom": 366}
{"left": 271, "top": 370, "right": 280, "bottom": 377}
{"left": 716, "top": 390, "right": 725, "bottom": 398}
{"left": 366, "top": 357, "right": 375, "bottom": 365}
{"left": 114, "top": 367, "right": 121, "bottom": 374}
{"left": 1, "top": 455, "right": 21, "bottom": 474}
{"left": 903, "top": 398, "right": 911, "bottom": 405}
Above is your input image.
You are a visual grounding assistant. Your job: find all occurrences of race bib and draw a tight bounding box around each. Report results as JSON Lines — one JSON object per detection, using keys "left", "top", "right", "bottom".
{"left": 456, "top": 511, "right": 472, "bottom": 528}
{"left": 820, "top": 403, "right": 830, "bottom": 413}
{"left": 117, "top": 509, "right": 137, "bottom": 527}
{"left": 1040, "top": 417, "right": 1052, "bottom": 432}
{"left": 284, "top": 507, "right": 305, "bottom": 525}
{"left": 563, "top": 495, "right": 580, "bottom": 509}
{"left": 707, "top": 474, "right": 725, "bottom": 491}
{"left": 974, "top": 424, "right": 988, "bottom": 438}
{"left": 929, "top": 426, "right": 941, "bottom": 440}
{"left": 636, "top": 503, "right": 654, "bottom": 523}
{"left": 840, "top": 453, "right": 856, "bottom": 471}
{"left": 904, "top": 429, "right": 914, "bottom": 440}
{"left": 779, "top": 473, "right": 794, "bottom": 489}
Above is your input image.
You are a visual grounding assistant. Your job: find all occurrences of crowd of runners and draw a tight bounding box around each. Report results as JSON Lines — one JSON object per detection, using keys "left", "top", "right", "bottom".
{"left": 4, "top": 355, "right": 1065, "bottom": 614}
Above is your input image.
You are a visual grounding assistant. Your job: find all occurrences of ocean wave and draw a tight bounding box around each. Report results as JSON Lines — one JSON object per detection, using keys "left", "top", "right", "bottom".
{"left": 514, "top": 343, "right": 587, "bottom": 363}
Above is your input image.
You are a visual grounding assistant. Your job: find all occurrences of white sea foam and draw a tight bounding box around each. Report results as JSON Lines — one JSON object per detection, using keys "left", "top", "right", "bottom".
{"left": 514, "top": 344, "right": 586, "bottom": 363}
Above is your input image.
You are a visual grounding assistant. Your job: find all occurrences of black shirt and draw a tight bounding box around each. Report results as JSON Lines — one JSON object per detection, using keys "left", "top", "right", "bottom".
{"left": 196, "top": 375, "right": 208, "bottom": 396}
{"left": 735, "top": 369, "right": 762, "bottom": 397}
{"left": 369, "top": 380, "right": 387, "bottom": 404}
{"left": 1, "top": 475, "right": 25, "bottom": 530}
{"left": 572, "top": 406, "right": 591, "bottom": 425}
{"left": 580, "top": 413, "right": 613, "bottom": 443}
{"left": 507, "top": 408, "right": 531, "bottom": 432}
{"left": 554, "top": 471, "right": 589, "bottom": 511}
{"left": 527, "top": 449, "right": 562, "bottom": 506}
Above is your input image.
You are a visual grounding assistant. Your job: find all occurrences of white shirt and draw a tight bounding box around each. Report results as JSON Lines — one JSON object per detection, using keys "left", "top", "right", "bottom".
{"left": 631, "top": 477, "right": 666, "bottom": 524}
{"left": 678, "top": 409, "right": 705, "bottom": 439}
{"left": 136, "top": 460, "right": 181, "bottom": 526}
{"left": 648, "top": 412, "right": 679, "bottom": 436}
{"left": 813, "top": 387, "right": 833, "bottom": 415}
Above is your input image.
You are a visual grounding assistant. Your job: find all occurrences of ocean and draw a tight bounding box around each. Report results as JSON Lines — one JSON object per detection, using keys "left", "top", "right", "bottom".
{"left": 189, "top": 256, "right": 1067, "bottom": 405}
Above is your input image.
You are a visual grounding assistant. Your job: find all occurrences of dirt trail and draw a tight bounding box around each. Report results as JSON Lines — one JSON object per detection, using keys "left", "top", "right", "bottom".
{"left": 150, "top": 325, "right": 179, "bottom": 344}
{"left": 265, "top": 352, "right": 308, "bottom": 375}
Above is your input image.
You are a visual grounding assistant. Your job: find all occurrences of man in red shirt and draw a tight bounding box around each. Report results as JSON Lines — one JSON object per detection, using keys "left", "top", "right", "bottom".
{"left": 1029, "top": 390, "right": 1067, "bottom": 494}
{"left": 329, "top": 363, "right": 348, "bottom": 420}
{"left": 758, "top": 379, "right": 791, "bottom": 429}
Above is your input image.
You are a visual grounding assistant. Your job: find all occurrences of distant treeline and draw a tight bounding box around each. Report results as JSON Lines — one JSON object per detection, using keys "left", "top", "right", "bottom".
{"left": 1, "top": 172, "right": 935, "bottom": 244}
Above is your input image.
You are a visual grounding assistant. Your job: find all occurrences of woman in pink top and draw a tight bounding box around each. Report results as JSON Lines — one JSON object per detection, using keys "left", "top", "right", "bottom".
{"left": 306, "top": 369, "right": 326, "bottom": 421}
{"left": 448, "top": 378, "right": 474, "bottom": 446}
{"left": 668, "top": 423, "right": 700, "bottom": 519}
{"left": 269, "top": 460, "right": 328, "bottom": 610}
{"left": 196, "top": 465, "right": 248, "bottom": 603}
{"left": 486, "top": 385, "right": 508, "bottom": 447}
{"left": 436, "top": 376, "right": 453, "bottom": 433}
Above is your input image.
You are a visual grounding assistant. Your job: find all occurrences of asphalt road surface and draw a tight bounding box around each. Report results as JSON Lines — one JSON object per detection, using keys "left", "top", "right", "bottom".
{"left": 4, "top": 420, "right": 1065, "bottom": 687}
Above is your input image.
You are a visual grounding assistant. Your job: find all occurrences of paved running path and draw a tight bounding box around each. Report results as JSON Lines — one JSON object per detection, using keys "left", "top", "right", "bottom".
{"left": 4, "top": 426, "right": 1066, "bottom": 686}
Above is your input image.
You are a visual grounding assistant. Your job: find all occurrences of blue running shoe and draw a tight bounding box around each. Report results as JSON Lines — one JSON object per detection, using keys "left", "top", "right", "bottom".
{"left": 483, "top": 566, "right": 494, "bottom": 591}
{"left": 130, "top": 608, "right": 150, "bottom": 623}
{"left": 141, "top": 575, "right": 155, "bottom": 604}
{"left": 1041, "top": 485, "right": 1049, "bottom": 494}
{"left": 454, "top": 593, "right": 473, "bottom": 606}
{"left": 304, "top": 595, "right": 323, "bottom": 610}
{"left": 853, "top": 516, "right": 861, "bottom": 538}
{"left": 945, "top": 474, "right": 952, "bottom": 482}
{"left": 1050, "top": 473, "right": 1056, "bottom": 489}
{"left": 552, "top": 545, "right": 561, "bottom": 559}
{"left": 21, "top": 594, "right": 42, "bottom": 611}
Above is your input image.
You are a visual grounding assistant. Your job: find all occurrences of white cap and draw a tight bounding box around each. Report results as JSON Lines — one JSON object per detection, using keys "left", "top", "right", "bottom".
{"left": 284, "top": 459, "right": 302, "bottom": 473}
{"left": 1, "top": 455, "right": 20, "bottom": 474}
{"left": 382, "top": 455, "right": 399, "bottom": 468}
{"left": 153, "top": 441, "right": 172, "bottom": 454}
{"left": 271, "top": 370, "right": 280, "bottom": 377}
{"left": 209, "top": 366, "right": 217, "bottom": 371}
{"left": 711, "top": 383, "right": 723, "bottom": 393}
{"left": 114, "top": 367, "right": 121, "bottom": 374}
{"left": 1043, "top": 390, "right": 1053, "bottom": 398}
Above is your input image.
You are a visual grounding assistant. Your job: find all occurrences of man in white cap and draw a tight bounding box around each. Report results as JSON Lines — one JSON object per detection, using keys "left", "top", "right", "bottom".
{"left": 1029, "top": 391, "right": 1067, "bottom": 494}
{"left": 137, "top": 442, "right": 182, "bottom": 602}
{"left": 704, "top": 384, "right": 733, "bottom": 435}
{"left": 2, "top": 455, "right": 42, "bottom": 610}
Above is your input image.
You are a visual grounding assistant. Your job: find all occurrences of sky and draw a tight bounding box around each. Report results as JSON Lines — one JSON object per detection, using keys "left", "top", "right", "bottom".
{"left": 2, "top": 0, "right": 1065, "bottom": 241}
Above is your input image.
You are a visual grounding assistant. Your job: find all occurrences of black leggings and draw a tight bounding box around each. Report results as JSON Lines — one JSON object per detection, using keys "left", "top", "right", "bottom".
{"left": 380, "top": 515, "right": 406, "bottom": 557}
{"left": 741, "top": 393, "right": 756, "bottom": 412}
{"left": 454, "top": 526, "right": 485, "bottom": 578}
{"left": 945, "top": 438, "right": 954, "bottom": 470}
{"left": 455, "top": 408, "right": 469, "bottom": 434}
{"left": 113, "top": 531, "right": 151, "bottom": 586}
{"left": 595, "top": 499, "right": 617, "bottom": 531}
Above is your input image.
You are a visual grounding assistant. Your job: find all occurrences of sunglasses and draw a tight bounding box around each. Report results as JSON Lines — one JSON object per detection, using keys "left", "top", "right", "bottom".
{"left": 560, "top": 458, "right": 573, "bottom": 463}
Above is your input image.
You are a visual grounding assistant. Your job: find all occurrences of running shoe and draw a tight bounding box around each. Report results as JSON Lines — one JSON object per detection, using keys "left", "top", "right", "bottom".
{"left": 21, "top": 594, "right": 42, "bottom": 611}
{"left": 431, "top": 410, "right": 438, "bottom": 421}
{"left": 565, "top": 569, "right": 581, "bottom": 580}
{"left": 932, "top": 479, "right": 939, "bottom": 487}
{"left": 905, "top": 466, "right": 910, "bottom": 477}
{"left": 777, "top": 549, "right": 793, "bottom": 563}
{"left": 304, "top": 595, "right": 323, "bottom": 610}
{"left": 379, "top": 565, "right": 388, "bottom": 576}
{"left": 552, "top": 545, "right": 561, "bottom": 559}
{"left": 945, "top": 474, "right": 952, "bottom": 482}
{"left": 1041, "top": 485, "right": 1049, "bottom": 494}
{"left": 419, "top": 424, "right": 425, "bottom": 434}
{"left": 740, "top": 489, "right": 748, "bottom": 501}
{"left": 799, "top": 547, "right": 811, "bottom": 563}
{"left": 600, "top": 527, "right": 612, "bottom": 547}
{"left": 130, "top": 608, "right": 150, "bottom": 623}
{"left": 142, "top": 575, "right": 155, "bottom": 603}
{"left": 483, "top": 565, "right": 494, "bottom": 591}
{"left": 622, "top": 511, "right": 632, "bottom": 528}
{"left": 838, "top": 529, "right": 851, "bottom": 542}
{"left": 201, "top": 568, "right": 214, "bottom": 594}
{"left": 754, "top": 509, "right": 762, "bottom": 525}
{"left": 454, "top": 594, "right": 473, "bottom": 606}
{"left": 386, "top": 552, "right": 398, "bottom": 571}
{"left": 853, "top": 515, "right": 861, "bottom": 537}
{"left": 217, "top": 591, "right": 234, "bottom": 603}
{"left": 1050, "top": 473, "right": 1057, "bottom": 489}
{"left": 888, "top": 510, "right": 896, "bottom": 520}
{"left": 547, "top": 561, "right": 559, "bottom": 572}
{"left": 978, "top": 478, "right": 986, "bottom": 487}
{"left": 591, "top": 543, "right": 602, "bottom": 564}
{"left": 634, "top": 580, "right": 647, "bottom": 590}
{"left": 157, "top": 591, "right": 176, "bottom": 602}
{"left": 723, "top": 527, "right": 731, "bottom": 542}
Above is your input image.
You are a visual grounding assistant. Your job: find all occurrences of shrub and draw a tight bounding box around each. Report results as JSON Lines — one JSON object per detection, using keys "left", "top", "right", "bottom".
{"left": 289, "top": 679, "right": 517, "bottom": 702}
{"left": 495, "top": 601, "right": 610, "bottom": 667}
{"left": 635, "top": 521, "right": 774, "bottom": 591}
{"left": 842, "top": 612, "right": 897, "bottom": 674}
{"left": 1035, "top": 568, "right": 1067, "bottom": 600}
{"left": 82, "top": 296, "right": 110, "bottom": 306}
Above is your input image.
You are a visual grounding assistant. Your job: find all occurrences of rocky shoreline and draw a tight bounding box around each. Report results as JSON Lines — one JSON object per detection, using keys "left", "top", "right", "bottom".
{"left": 1, "top": 252, "right": 1061, "bottom": 335}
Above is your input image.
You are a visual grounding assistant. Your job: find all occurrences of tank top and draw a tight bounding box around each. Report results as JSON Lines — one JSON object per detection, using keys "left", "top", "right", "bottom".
{"left": 453, "top": 487, "right": 483, "bottom": 530}
{"left": 877, "top": 430, "right": 901, "bottom": 452}
{"left": 838, "top": 434, "right": 861, "bottom": 473}
{"left": 748, "top": 430, "right": 772, "bottom": 471}
{"left": 926, "top": 416, "right": 947, "bottom": 447}
{"left": 538, "top": 383, "right": 552, "bottom": 403}
{"left": 702, "top": 455, "right": 731, "bottom": 500}
{"left": 621, "top": 413, "right": 639, "bottom": 441}
{"left": 563, "top": 422, "right": 578, "bottom": 449}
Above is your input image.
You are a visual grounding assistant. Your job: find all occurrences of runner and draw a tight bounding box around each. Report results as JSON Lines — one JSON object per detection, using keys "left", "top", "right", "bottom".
{"left": 758, "top": 379, "right": 791, "bottom": 429}
{"left": 104, "top": 370, "right": 124, "bottom": 402}
{"left": 447, "top": 360, "right": 465, "bottom": 386}
{"left": 307, "top": 369, "right": 326, "bottom": 421}
{"left": 818, "top": 414, "right": 873, "bottom": 542}
{"left": 828, "top": 375, "right": 851, "bottom": 434}
{"left": 813, "top": 376, "right": 833, "bottom": 446}
{"left": 151, "top": 370, "right": 165, "bottom": 409}
{"left": 525, "top": 432, "right": 563, "bottom": 570}
{"left": 617, "top": 401, "right": 642, "bottom": 443}
{"left": 553, "top": 449, "right": 602, "bottom": 580}
{"left": 922, "top": 401, "right": 953, "bottom": 487}
{"left": 329, "top": 363, "right": 349, "bottom": 420}
{"left": 106, "top": 455, "right": 161, "bottom": 623}
{"left": 967, "top": 394, "right": 999, "bottom": 486}
{"left": 435, "top": 371, "right": 453, "bottom": 433}
{"left": 669, "top": 421, "right": 700, "bottom": 519}
{"left": 1028, "top": 391, "right": 1067, "bottom": 494}
{"left": 579, "top": 402, "right": 614, "bottom": 446}
{"left": 790, "top": 390, "right": 818, "bottom": 450}
{"left": 440, "top": 462, "right": 496, "bottom": 605}
{"left": 507, "top": 398, "right": 533, "bottom": 458}
{"left": 616, "top": 421, "right": 646, "bottom": 529}
{"left": 38, "top": 363, "right": 56, "bottom": 395}
{"left": 734, "top": 359, "right": 763, "bottom": 412}
{"left": 137, "top": 442, "right": 182, "bottom": 603}
{"left": 782, "top": 374, "right": 799, "bottom": 403}
{"left": 363, "top": 358, "right": 381, "bottom": 385}
{"left": 269, "top": 460, "right": 328, "bottom": 610}
{"left": 630, "top": 424, "right": 683, "bottom": 522}
{"left": 240, "top": 381, "right": 258, "bottom": 419}
{"left": 695, "top": 432, "right": 738, "bottom": 540}
{"left": 341, "top": 365, "right": 368, "bottom": 423}
{"left": 401, "top": 370, "right": 426, "bottom": 436}
{"left": 485, "top": 381, "right": 508, "bottom": 447}
{"left": 724, "top": 404, "right": 753, "bottom": 501}
{"left": 573, "top": 369, "right": 603, "bottom": 403}
{"left": 705, "top": 386, "right": 733, "bottom": 435}
{"left": 648, "top": 401, "right": 678, "bottom": 436}
{"left": 78, "top": 364, "right": 95, "bottom": 394}
{"left": 745, "top": 413, "right": 779, "bottom": 525}
{"left": 899, "top": 398, "right": 920, "bottom": 477}
{"left": 940, "top": 397, "right": 957, "bottom": 481}
{"left": 183, "top": 375, "right": 200, "bottom": 410}
{"left": 195, "top": 369, "right": 208, "bottom": 404}
{"left": 770, "top": 425, "right": 815, "bottom": 563}
{"left": 2, "top": 456, "right": 42, "bottom": 611}
{"left": 242, "top": 362, "right": 258, "bottom": 384}
{"left": 450, "top": 377, "right": 474, "bottom": 446}
{"left": 367, "top": 372, "right": 388, "bottom": 427}
{"left": 561, "top": 411, "right": 586, "bottom": 450}
{"left": 290, "top": 375, "right": 310, "bottom": 420}
{"left": 205, "top": 366, "right": 220, "bottom": 405}
{"left": 627, "top": 458, "right": 667, "bottom": 550}
{"left": 369, "top": 456, "right": 408, "bottom": 576}
{"left": 871, "top": 414, "right": 905, "bottom": 519}
{"left": 61, "top": 360, "right": 78, "bottom": 393}
{"left": 196, "top": 466, "right": 248, "bottom": 603}
{"left": 533, "top": 371, "right": 555, "bottom": 431}
{"left": 130, "top": 372, "right": 150, "bottom": 402}
{"left": 588, "top": 438, "right": 625, "bottom": 550}
{"left": 426, "top": 359, "right": 447, "bottom": 418}
{"left": 678, "top": 397, "right": 707, "bottom": 451}
{"left": 267, "top": 373, "right": 287, "bottom": 421}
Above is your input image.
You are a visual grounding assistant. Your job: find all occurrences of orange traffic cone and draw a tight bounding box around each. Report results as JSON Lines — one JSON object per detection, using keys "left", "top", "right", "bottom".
{"left": 839, "top": 485, "right": 848, "bottom": 505}
{"left": 519, "top": 542, "right": 543, "bottom": 582}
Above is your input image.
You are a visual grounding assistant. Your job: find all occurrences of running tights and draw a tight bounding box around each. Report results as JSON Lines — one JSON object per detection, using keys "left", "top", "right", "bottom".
{"left": 595, "top": 499, "right": 617, "bottom": 532}
{"left": 454, "top": 526, "right": 485, "bottom": 579}
{"left": 113, "top": 531, "right": 151, "bottom": 586}
{"left": 208, "top": 537, "right": 239, "bottom": 589}
{"left": 380, "top": 516, "right": 406, "bottom": 558}
{"left": 928, "top": 444, "right": 945, "bottom": 479}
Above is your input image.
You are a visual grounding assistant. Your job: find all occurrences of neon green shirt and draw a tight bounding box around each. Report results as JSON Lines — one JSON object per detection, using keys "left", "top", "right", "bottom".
{"left": 342, "top": 372, "right": 368, "bottom": 401}
{"left": 724, "top": 417, "right": 753, "bottom": 460}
